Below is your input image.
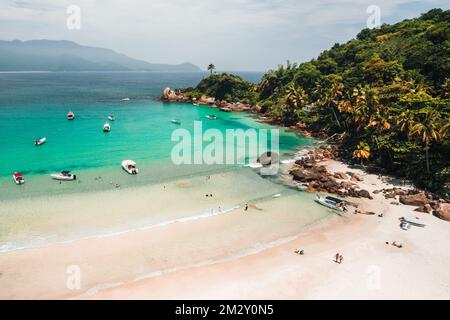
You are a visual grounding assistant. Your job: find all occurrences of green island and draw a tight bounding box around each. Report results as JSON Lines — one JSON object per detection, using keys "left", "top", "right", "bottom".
{"left": 165, "top": 9, "right": 450, "bottom": 195}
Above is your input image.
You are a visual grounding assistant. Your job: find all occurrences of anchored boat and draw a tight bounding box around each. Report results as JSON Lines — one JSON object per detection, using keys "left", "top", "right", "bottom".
{"left": 13, "top": 172, "right": 25, "bottom": 185}
{"left": 67, "top": 111, "right": 75, "bottom": 120}
{"left": 51, "top": 171, "right": 77, "bottom": 181}
{"left": 206, "top": 115, "right": 217, "bottom": 120}
{"left": 34, "top": 137, "right": 46, "bottom": 146}
{"left": 103, "top": 123, "right": 111, "bottom": 132}
{"left": 122, "top": 160, "right": 138, "bottom": 175}
{"left": 171, "top": 119, "right": 181, "bottom": 125}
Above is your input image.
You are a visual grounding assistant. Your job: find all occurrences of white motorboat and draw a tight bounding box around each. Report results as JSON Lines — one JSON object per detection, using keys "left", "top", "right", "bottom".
{"left": 34, "top": 137, "right": 46, "bottom": 146}
{"left": 206, "top": 115, "right": 217, "bottom": 120}
{"left": 193, "top": 103, "right": 200, "bottom": 106}
{"left": 13, "top": 172, "right": 25, "bottom": 185}
{"left": 314, "top": 194, "right": 347, "bottom": 211}
{"left": 67, "top": 111, "right": 75, "bottom": 120}
{"left": 121, "top": 97, "right": 130, "bottom": 101}
{"left": 103, "top": 123, "right": 111, "bottom": 132}
{"left": 171, "top": 119, "right": 181, "bottom": 125}
{"left": 51, "top": 171, "right": 77, "bottom": 181}
{"left": 108, "top": 115, "right": 115, "bottom": 121}
{"left": 122, "top": 160, "right": 138, "bottom": 175}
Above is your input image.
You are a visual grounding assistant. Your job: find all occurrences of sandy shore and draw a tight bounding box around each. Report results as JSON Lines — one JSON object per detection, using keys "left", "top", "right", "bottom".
{"left": 88, "top": 160, "right": 450, "bottom": 300}
{"left": 1, "top": 160, "right": 449, "bottom": 299}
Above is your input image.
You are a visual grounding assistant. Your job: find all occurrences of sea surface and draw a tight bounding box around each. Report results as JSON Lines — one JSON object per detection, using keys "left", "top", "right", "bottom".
{"left": 0, "top": 71, "right": 311, "bottom": 199}
{"left": 0, "top": 71, "right": 330, "bottom": 254}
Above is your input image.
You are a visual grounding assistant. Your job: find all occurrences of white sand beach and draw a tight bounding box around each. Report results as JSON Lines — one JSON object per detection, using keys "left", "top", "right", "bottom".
{"left": 0, "top": 160, "right": 449, "bottom": 300}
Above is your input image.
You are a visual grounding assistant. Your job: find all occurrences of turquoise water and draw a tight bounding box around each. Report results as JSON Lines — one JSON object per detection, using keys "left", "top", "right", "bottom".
{"left": 0, "top": 71, "right": 312, "bottom": 199}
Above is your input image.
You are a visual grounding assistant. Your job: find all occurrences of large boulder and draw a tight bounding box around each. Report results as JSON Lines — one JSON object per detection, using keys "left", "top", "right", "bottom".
{"left": 435, "top": 203, "right": 450, "bottom": 222}
{"left": 258, "top": 151, "right": 280, "bottom": 166}
{"left": 350, "top": 173, "right": 363, "bottom": 182}
{"left": 357, "top": 189, "right": 373, "bottom": 199}
{"left": 399, "top": 192, "right": 429, "bottom": 207}
{"left": 334, "top": 172, "right": 349, "bottom": 180}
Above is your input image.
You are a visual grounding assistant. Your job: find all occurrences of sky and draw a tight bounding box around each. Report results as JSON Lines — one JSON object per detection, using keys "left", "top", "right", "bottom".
{"left": 0, "top": 0, "right": 448, "bottom": 71}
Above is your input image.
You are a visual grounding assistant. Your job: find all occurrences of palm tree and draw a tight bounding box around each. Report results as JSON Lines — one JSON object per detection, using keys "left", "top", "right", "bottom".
{"left": 314, "top": 77, "right": 344, "bottom": 129}
{"left": 284, "top": 83, "right": 305, "bottom": 109}
{"left": 280, "top": 83, "right": 307, "bottom": 125}
{"left": 353, "top": 142, "right": 371, "bottom": 165}
{"left": 207, "top": 64, "right": 216, "bottom": 75}
{"left": 408, "top": 109, "right": 443, "bottom": 174}
{"left": 397, "top": 110, "right": 415, "bottom": 134}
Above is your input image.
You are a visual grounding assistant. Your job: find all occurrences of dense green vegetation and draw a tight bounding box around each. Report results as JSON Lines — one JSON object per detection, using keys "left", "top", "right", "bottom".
{"left": 185, "top": 73, "right": 258, "bottom": 102}
{"left": 186, "top": 9, "right": 450, "bottom": 194}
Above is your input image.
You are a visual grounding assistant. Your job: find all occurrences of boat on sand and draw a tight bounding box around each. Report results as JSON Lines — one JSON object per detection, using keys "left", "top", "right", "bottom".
{"left": 315, "top": 194, "right": 347, "bottom": 211}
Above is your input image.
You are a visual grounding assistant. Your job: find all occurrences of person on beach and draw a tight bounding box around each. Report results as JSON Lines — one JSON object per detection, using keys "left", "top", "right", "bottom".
{"left": 335, "top": 253, "right": 340, "bottom": 263}
{"left": 244, "top": 204, "right": 248, "bottom": 211}
{"left": 339, "top": 255, "right": 344, "bottom": 264}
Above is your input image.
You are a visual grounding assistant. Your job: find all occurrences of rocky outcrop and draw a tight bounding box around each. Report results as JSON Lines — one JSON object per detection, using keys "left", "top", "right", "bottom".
{"left": 435, "top": 203, "right": 450, "bottom": 222}
{"left": 289, "top": 148, "right": 372, "bottom": 199}
{"left": 399, "top": 192, "right": 429, "bottom": 207}
{"left": 350, "top": 173, "right": 363, "bottom": 182}
{"left": 334, "top": 172, "right": 349, "bottom": 180}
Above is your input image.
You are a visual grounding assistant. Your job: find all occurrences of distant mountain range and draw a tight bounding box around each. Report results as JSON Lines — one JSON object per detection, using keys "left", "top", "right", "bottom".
{"left": 0, "top": 40, "right": 201, "bottom": 72}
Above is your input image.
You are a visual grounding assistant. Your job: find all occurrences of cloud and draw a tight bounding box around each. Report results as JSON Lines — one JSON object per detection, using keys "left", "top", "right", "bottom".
{"left": 0, "top": 0, "right": 448, "bottom": 70}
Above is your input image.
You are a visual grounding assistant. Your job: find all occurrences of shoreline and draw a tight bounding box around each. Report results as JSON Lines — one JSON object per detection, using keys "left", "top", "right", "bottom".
{"left": 1, "top": 155, "right": 449, "bottom": 299}
{"left": 84, "top": 158, "right": 450, "bottom": 300}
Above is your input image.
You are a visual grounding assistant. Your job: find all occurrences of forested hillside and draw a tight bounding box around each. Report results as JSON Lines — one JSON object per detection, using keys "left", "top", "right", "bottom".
{"left": 184, "top": 9, "right": 450, "bottom": 193}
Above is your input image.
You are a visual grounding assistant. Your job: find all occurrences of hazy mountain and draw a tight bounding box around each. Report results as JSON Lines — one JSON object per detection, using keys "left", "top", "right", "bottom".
{"left": 0, "top": 40, "right": 201, "bottom": 72}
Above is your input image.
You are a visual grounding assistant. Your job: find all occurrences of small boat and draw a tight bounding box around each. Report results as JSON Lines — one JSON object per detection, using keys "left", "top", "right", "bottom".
{"left": 121, "top": 98, "right": 130, "bottom": 101}
{"left": 108, "top": 115, "right": 115, "bottom": 121}
{"left": 399, "top": 217, "right": 426, "bottom": 228}
{"left": 193, "top": 103, "right": 200, "bottom": 106}
{"left": 67, "top": 111, "right": 75, "bottom": 120}
{"left": 103, "top": 123, "right": 111, "bottom": 132}
{"left": 13, "top": 172, "right": 25, "bottom": 185}
{"left": 122, "top": 160, "right": 138, "bottom": 175}
{"left": 315, "top": 194, "right": 347, "bottom": 211}
{"left": 206, "top": 115, "right": 217, "bottom": 120}
{"left": 400, "top": 221, "right": 411, "bottom": 231}
{"left": 171, "top": 119, "right": 181, "bottom": 125}
{"left": 34, "top": 137, "right": 46, "bottom": 146}
{"left": 51, "top": 171, "right": 76, "bottom": 181}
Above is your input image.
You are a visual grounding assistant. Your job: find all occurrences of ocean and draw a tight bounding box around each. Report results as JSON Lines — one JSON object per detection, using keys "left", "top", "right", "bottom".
{"left": 0, "top": 71, "right": 311, "bottom": 199}
{"left": 0, "top": 71, "right": 329, "bottom": 255}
